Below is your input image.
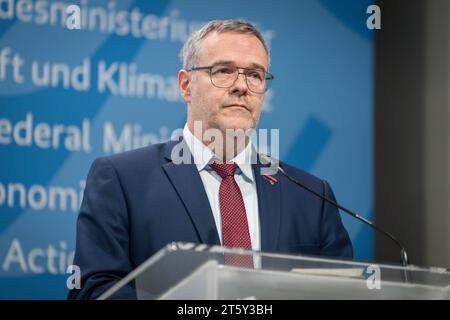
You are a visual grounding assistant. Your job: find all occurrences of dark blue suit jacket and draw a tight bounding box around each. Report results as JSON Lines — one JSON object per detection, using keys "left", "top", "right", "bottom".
{"left": 69, "top": 139, "right": 352, "bottom": 299}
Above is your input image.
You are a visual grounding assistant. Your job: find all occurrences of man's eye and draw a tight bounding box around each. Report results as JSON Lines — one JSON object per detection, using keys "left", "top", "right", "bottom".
{"left": 248, "top": 71, "right": 263, "bottom": 80}
{"left": 213, "top": 67, "right": 235, "bottom": 75}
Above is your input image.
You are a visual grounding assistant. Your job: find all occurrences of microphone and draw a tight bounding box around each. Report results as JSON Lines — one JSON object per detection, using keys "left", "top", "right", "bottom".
{"left": 259, "top": 154, "right": 410, "bottom": 267}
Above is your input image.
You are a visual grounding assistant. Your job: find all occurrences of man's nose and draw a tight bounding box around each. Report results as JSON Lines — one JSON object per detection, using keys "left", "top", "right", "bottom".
{"left": 229, "top": 72, "right": 248, "bottom": 95}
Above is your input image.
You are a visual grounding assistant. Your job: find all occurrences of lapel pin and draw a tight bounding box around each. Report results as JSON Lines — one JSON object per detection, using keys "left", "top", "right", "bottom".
{"left": 262, "top": 173, "right": 278, "bottom": 185}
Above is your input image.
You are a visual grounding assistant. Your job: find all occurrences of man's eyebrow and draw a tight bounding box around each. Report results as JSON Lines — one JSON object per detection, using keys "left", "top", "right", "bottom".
{"left": 211, "top": 60, "right": 267, "bottom": 72}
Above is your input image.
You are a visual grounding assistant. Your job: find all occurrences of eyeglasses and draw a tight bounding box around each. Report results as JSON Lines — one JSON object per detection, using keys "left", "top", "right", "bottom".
{"left": 187, "top": 65, "right": 274, "bottom": 94}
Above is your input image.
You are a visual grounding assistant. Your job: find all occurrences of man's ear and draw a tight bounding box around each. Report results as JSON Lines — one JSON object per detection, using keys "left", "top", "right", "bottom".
{"left": 178, "top": 70, "right": 191, "bottom": 103}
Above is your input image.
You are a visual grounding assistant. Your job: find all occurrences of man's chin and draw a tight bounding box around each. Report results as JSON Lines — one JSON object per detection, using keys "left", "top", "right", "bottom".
{"left": 215, "top": 113, "right": 255, "bottom": 129}
{"left": 219, "top": 120, "right": 256, "bottom": 132}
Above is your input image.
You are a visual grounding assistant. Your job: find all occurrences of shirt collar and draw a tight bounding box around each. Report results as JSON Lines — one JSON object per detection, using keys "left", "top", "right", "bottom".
{"left": 182, "top": 123, "right": 255, "bottom": 182}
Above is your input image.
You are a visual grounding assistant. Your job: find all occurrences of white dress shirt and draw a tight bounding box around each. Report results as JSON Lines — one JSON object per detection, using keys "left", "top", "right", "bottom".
{"left": 182, "top": 124, "right": 261, "bottom": 251}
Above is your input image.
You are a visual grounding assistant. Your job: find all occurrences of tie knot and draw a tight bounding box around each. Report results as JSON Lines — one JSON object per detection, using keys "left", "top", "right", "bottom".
{"left": 210, "top": 162, "right": 238, "bottom": 179}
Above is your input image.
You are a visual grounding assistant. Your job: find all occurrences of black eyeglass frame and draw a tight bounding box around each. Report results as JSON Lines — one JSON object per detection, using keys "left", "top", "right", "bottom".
{"left": 187, "top": 65, "right": 274, "bottom": 93}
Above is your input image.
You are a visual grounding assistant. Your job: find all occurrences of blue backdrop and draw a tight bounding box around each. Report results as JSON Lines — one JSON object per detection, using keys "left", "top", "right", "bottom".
{"left": 0, "top": 0, "right": 374, "bottom": 299}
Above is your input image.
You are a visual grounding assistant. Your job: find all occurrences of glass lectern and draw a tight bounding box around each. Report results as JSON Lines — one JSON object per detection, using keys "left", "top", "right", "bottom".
{"left": 99, "top": 242, "right": 450, "bottom": 300}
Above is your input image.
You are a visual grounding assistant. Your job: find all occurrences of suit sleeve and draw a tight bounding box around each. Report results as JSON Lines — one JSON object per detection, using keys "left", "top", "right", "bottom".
{"left": 68, "top": 157, "right": 135, "bottom": 299}
{"left": 318, "top": 180, "right": 353, "bottom": 259}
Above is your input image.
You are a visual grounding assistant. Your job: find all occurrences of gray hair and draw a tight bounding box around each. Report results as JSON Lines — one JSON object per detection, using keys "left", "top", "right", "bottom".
{"left": 180, "top": 19, "right": 270, "bottom": 70}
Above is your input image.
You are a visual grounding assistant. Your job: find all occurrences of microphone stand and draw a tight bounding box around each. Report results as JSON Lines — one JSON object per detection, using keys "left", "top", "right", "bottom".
{"left": 260, "top": 154, "right": 412, "bottom": 282}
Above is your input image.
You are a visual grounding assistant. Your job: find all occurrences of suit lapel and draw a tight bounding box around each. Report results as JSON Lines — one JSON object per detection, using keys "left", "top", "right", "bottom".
{"left": 162, "top": 139, "right": 220, "bottom": 245}
{"left": 253, "top": 157, "right": 282, "bottom": 253}
{"left": 161, "top": 140, "right": 282, "bottom": 252}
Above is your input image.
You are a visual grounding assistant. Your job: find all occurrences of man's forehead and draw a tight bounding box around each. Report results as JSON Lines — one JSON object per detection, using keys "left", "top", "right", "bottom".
{"left": 197, "top": 31, "right": 268, "bottom": 68}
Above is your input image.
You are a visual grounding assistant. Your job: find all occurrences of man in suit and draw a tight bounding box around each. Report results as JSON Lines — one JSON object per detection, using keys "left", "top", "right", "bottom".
{"left": 69, "top": 19, "right": 352, "bottom": 299}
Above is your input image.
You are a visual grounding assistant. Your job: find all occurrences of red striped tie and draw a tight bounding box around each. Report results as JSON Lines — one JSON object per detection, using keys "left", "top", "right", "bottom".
{"left": 210, "top": 162, "right": 253, "bottom": 268}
